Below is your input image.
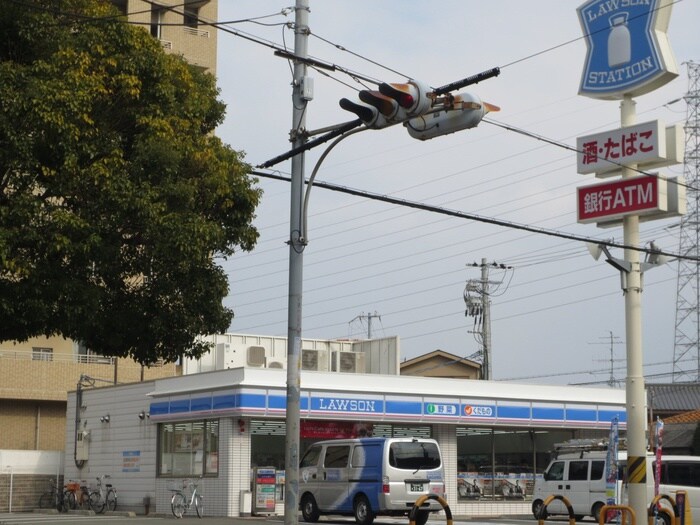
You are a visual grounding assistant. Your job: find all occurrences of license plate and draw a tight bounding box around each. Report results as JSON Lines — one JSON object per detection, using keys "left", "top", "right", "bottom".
{"left": 409, "top": 483, "right": 424, "bottom": 492}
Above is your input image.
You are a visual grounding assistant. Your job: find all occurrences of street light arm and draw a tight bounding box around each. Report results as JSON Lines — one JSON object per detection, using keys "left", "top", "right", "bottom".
{"left": 301, "top": 127, "right": 364, "bottom": 243}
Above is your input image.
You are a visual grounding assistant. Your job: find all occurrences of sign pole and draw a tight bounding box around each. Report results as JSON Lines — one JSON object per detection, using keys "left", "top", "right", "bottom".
{"left": 620, "top": 94, "right": 648, "bottom": 522}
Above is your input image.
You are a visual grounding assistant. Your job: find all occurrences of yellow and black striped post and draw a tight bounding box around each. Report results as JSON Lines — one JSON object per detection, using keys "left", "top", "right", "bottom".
{"left": 627, "top": 456, "right": 647, "bottom": 485}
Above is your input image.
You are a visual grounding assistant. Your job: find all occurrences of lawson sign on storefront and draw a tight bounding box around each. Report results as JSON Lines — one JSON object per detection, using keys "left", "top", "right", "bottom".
{"left": 149, "top": 389, "right": 626, "bottom": 428}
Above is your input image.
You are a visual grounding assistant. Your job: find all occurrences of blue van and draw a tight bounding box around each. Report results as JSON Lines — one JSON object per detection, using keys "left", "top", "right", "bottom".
{"left": 299, "top": 437, "right": 445, "bottom": 525}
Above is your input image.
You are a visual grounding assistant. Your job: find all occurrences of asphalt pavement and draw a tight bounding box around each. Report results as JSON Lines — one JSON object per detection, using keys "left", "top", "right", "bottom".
{"left": 0, "top": 512, "right": 549, "bottom": 525}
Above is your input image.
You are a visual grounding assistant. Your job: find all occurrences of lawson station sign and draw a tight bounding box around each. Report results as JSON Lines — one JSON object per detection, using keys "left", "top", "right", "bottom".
{"left": 577, "top": 0, "right": 677, "bottom": 99}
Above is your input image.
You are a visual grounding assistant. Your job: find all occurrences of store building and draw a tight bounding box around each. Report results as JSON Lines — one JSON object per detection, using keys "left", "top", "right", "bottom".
{"left": 64, "top": 365, "right": 626, "bottom": 517}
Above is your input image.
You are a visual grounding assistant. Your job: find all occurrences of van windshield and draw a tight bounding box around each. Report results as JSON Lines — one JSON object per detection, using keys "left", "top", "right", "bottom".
{"left": 389, "top": 441, "right": 441, "bottom": 470}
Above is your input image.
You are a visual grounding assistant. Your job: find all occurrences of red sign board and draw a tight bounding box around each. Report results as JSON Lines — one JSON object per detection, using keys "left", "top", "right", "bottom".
{"left": 300, "top": 420, "right": 373, "bottom": 439}
{"left": 577, "top": 175, "right": 667, "bottom": 223}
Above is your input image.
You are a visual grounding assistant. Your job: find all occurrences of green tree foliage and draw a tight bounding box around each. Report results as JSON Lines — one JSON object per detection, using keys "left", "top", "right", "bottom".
{"left": 0, "top": 0, "right": 261, "bottom": 363}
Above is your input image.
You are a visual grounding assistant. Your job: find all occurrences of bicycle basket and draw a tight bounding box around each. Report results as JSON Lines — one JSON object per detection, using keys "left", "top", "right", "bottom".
{"left": 66, "top": 482, "right": 81, "bottom": 491}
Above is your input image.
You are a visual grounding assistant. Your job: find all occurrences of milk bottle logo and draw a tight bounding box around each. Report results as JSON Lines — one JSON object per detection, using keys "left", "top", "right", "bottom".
{"left": 608, "top": 13, "right": 631, "bottom": 68}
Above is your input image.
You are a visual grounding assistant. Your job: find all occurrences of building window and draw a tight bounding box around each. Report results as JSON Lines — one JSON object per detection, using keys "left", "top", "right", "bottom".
{"left": 32, "top": 347, "right": 53, "bottom": 361}
{"left": 158, "top": 420, "right": 218, "bottom": 477}
{"left": 455, "top": 427, "right": 596, "bottom": 501}
{"left": 184, "top": 6, "right": 199, "bottom": 28}
{"left": 150, "top": 7, "right": 164, "bottom": 39}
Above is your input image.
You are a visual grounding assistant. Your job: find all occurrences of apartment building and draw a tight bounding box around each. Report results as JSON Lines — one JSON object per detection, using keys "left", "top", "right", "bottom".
{"left": 0, "top": 0, "right": 219, "bottom": 453}
{"left": 112, "top": 0, "right": 218, "bottom": 74}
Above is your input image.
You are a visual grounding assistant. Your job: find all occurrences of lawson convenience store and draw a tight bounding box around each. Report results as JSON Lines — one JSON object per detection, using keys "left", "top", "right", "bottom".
{"left": 64, "top": 367, "right": 626, "bottom": 517}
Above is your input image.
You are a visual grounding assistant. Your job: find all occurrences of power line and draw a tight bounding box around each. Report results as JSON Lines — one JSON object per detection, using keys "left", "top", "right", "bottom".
{"left": 250, "top": 170, "right": 697, "bottom": 263}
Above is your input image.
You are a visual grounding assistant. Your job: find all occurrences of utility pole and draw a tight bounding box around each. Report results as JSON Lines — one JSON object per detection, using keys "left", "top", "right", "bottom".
{"left": 284, "top": 2, "right": 309, "bottom": 525}
{"left": 464, "top": 258, "right": 511, "bottom": 380}
{"left": 351, "top": 311, "right": 381, "bottom": 338}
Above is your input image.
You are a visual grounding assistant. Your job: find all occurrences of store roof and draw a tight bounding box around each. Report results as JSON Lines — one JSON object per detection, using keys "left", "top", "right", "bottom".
{"left": 147, "top": 366, "right": 625, "bottom": 406}
{"left": 647, "top": 382, "right": 700, "bottom": 412}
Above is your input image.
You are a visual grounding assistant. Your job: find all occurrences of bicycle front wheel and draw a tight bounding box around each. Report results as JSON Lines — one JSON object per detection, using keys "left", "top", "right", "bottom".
{"left": 194, "top": 493, "right": 204, "bottom": 518}
{"left": 39, "top": 492, "right": 52, "bottom": 509}
{"left": 171, "top": 492, "right": 186, "bottom": 518}
{"left": 106, "top": 489, "right": 117, "bottom": 512}
{"left": 65, "top": 490, "right": 77, "bottom": 510}
{"left": 89, "top": 491, "right": 105, "bottom": 513}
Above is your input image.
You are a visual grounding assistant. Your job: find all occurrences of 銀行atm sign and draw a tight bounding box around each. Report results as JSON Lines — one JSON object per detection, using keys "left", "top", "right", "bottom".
{"left": 577, "top": 175, "right": 666, "bottom": 223}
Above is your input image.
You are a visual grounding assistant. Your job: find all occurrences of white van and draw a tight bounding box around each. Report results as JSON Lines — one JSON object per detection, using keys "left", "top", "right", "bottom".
{"left": 299, "top": 437, "right": 445, "bottom": 525}
{"left": 532, "top": 452, "right": 700, "bottom": 524}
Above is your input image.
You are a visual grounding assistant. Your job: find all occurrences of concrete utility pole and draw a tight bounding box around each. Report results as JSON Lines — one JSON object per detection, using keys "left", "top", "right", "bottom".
{"left": 284, "top": 1, "right": 309, "bottom": 524}
{"left": 620, "top": 94, "right": 647, "bottom": 524}
{"left": 464, "top": 258, "right": 508, "bottom": 380}
{"left": 480, "top": 261, "right": 492, "bottom": 380}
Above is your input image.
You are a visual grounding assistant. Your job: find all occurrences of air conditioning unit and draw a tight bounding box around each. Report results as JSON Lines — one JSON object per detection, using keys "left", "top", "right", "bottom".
{"left": 266, "top": 360, "right": 284, "bottom": 369}
{"left": 301, "top": 349, "right": 328, "bottom": 371}
{"left": 332, "top": 351, "right": 365, "bottom": 373}
{"left": 247, "top": 345, "right": 266, "bottom": 367}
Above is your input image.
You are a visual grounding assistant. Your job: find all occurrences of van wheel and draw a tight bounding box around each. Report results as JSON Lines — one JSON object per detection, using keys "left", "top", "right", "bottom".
{"left": 532, "top": 499, "right": 547, "bottom": 520}
{"left": 592, "top": 502, "right": 604, "bottom": 523}
{"left": 413, "top": 509, "right": 430, "bottom": 525}
{"left": 354, "top": 495, "right": 374, "bottom": 525}
{"left": 301, "top": 494, "right": 320, "bottom": 523}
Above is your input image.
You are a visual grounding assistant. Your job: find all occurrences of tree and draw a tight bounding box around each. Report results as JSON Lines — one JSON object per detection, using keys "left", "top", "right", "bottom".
{"left": 0, "top": 0, "right": 261, "bottom": 363}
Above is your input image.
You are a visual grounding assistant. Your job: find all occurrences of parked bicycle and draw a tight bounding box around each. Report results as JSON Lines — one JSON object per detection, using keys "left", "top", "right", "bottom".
{"left": 170, "top": 476, "right": 203, "bottom": 518}
{"left": 38, "top": 478, "right": 66, "bottom": 512}
{"left": 89, "top": 474, "right": 117, "bottom": 513}
{"left": 64, "top": 479, "right": 90, "bottom": 510}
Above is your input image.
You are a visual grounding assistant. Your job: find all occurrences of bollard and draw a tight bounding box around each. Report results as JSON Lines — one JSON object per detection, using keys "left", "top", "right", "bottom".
{"left": 538, "top": 495, "right": 576, "bottom": 525}
{"left": 648, "top": 494, "right": 678, "bottom": 525}
{"left": 600, "top": 504, "right": 635, "bottom": 525}
{"left": 408, "top": 494, "right": 452, "bottom": 525}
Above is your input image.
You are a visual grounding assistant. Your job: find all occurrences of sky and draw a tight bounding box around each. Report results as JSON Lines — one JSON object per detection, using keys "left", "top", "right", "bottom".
{"left": 211, "top": 1, "right": 700, "bottom": 386}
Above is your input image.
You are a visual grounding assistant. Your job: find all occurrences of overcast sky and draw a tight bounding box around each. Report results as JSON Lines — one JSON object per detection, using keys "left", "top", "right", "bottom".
{"left": 211, "top": 1, "right": 700, "bottom": 386}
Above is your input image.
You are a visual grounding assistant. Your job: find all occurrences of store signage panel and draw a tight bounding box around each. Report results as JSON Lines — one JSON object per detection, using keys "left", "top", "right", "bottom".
{"left": 532, "top": 404, "right": 566, "bottom": 422}
{"left": 496, "top": 403, "right": 532, "bottom": 421}
{"left": 385, "top": 398, "right": 423, "bottom": 417}
{"left": 595, "top": 175, "right": 685, "bottom": 226}
{"left": 148, "top": 383, "right": 627, "bottom": 429}
{"left": 462, "top": 403, "right": 496, "bottom": 419}
{"left": 577, "top": 120, "right": 664, "bottom": 175}
{"left": 310, "top": 394, "right": 385, "bottom": 415}
{"left": 579, "top": 123, "right": 684, "bottom": 178}
{"left": 577, "top": 175, "right": 665, "bottom": 223}
{"left": 565, "top": 406, "right": 600, "bottom": 424}
{"left": 577, "top": 0, "right": 677, "bottom": 100}
{"left": 424, "top": 402, "right": 460, "bottom": 418}
{"left": 190, "top": 395, "right": 213, "bottom": 413}
{"left": 301, "top": 420, "right": 373, "bottom": 439}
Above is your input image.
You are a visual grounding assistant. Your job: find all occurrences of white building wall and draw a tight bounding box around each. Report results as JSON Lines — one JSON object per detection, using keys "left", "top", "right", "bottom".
{"left": 65, "top": 381, "right": 157, "bottom": 514}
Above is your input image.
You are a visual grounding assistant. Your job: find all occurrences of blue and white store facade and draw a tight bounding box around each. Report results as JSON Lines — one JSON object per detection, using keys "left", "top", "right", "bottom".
{"left": 65, "top": 367, "right": 626, "bottom": 517}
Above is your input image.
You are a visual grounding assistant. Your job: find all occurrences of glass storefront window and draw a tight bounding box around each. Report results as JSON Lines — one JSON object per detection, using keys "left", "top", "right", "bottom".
{"left": 456, "top": 427, "right": 604, "bottom": 501}
{"left": 158, "top": 420, "right": 219, "bottom": 477}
